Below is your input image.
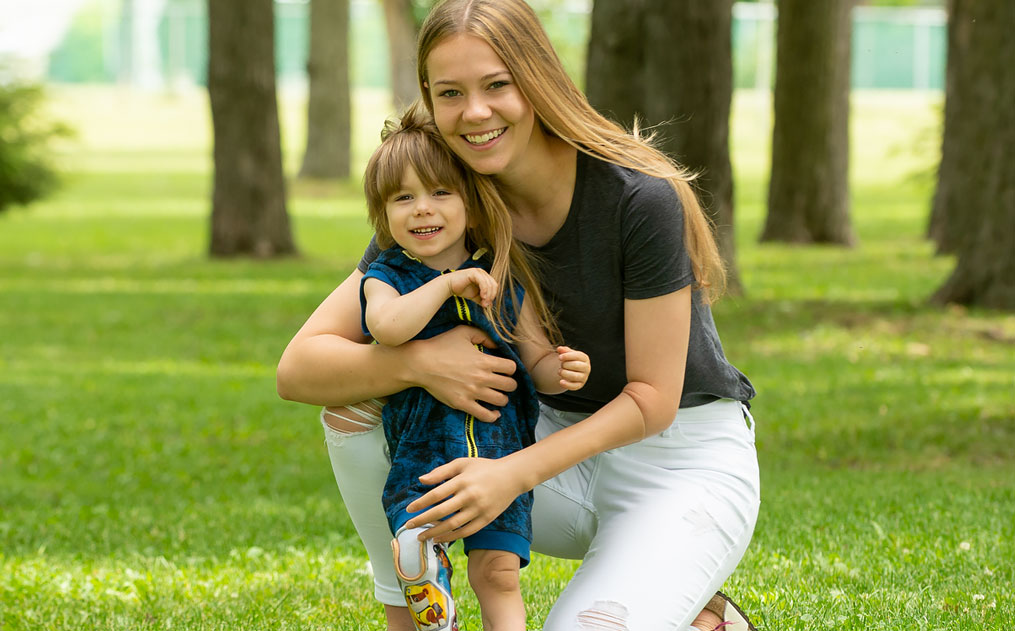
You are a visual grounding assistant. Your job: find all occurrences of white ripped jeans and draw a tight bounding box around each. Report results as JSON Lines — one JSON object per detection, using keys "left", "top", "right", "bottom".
{"left": 322, "top": 399, "right": 760, "bottom": 631}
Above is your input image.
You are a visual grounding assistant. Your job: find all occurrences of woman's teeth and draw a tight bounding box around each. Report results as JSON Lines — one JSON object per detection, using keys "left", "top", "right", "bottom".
{"left": 464, "top": 128, "right": 505, "bottom": 145}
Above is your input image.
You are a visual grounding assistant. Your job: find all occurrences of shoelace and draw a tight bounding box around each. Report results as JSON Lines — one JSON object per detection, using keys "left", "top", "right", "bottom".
{"left": 712, "top": 623, "right": 734, "bottom": 631}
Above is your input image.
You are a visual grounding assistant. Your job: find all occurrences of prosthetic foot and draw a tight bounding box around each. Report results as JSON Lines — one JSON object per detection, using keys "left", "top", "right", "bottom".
{"left": 391, "top": 525, "right": 459, "bottom": 631}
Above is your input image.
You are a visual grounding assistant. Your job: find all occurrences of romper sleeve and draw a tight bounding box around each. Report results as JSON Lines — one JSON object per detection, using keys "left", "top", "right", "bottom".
{"left": 355, "top": 236, "right": 382, "bottom": 274}
{"left": 359, "top": 262, "right": 397, "bottom": 338}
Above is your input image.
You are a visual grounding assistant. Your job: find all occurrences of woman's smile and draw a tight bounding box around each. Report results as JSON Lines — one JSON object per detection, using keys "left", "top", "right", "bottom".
{"left": 463, "top": 127, "right": 507, "bottom": 146}
{"left": 425, "top": 34, "right": 539, "bottom": 178}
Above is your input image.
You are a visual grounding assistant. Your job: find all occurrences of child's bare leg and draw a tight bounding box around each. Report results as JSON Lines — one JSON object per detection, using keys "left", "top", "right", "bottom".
{"left": 467, "top": 549, "right": 524, "bottom": 631}
{"left": 382, "top": 604, "right": 416, "bottom": 631}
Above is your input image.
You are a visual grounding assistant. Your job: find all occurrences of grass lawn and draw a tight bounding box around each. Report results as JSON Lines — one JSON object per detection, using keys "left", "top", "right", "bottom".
{"left": 0, "top": 85, "right": 1012, "bottom": 630}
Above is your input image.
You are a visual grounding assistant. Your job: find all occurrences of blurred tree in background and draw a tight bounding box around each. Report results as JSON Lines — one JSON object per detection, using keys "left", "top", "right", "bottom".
{"left": 585, "top": 0, "right": 742, "bottom": 294}
{"left": 299, "top": 0, "right": 352, "bottom": 179}
{"left": 0, "top": 78, "right": 69, "bottom": 213}
{"left": 382, "top": 0, "right": 420, "bottom": 111}
{"left": 930, "top": 0, "right": 1014, "bottom": 308}
{"left": 763, "top": 0, "right": 856, "bottom": 246}
{"left": 207, "top": 0, "right": 296, "bottom": 257}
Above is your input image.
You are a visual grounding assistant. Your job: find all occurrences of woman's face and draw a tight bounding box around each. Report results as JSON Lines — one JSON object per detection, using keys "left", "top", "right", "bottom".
{"left": 425, "top": 34, "right": 539, "bottom": 179}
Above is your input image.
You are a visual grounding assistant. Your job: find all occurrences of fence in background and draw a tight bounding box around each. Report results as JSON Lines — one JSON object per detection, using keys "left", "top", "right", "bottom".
{"left": 38, "top": 0, "right": 946, "bottom": 92}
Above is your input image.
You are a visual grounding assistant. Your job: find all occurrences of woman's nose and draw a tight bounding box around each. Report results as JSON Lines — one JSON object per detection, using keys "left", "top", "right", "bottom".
{"left": 462, "top": 94, "right": 492, "bottom": 123}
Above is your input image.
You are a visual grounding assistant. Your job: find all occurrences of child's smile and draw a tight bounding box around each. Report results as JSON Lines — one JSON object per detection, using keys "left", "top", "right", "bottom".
{"left": 386, "top": 166, "right": 470, "bottom": 271}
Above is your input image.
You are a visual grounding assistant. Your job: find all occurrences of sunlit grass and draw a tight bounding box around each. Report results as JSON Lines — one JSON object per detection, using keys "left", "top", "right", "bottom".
{"left": 1, "top": 86, "right": 1012, "bottom": 629}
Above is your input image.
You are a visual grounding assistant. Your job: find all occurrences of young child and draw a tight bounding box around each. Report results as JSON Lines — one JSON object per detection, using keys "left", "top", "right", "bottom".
{"left": 360, "top": 103, "right": 590, "bottom": 631}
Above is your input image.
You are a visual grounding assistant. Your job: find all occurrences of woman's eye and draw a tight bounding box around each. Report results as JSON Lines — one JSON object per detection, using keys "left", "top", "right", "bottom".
{"left": 489, "top": 81, "right": 508, "bottom": 90}
{"left": 438, "top": 89, "right": 461, "bottom": 98}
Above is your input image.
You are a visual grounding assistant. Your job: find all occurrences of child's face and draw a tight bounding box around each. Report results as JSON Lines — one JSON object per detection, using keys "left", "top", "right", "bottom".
{"left": 385, "top": 166, "right": 470, "bottom": 271}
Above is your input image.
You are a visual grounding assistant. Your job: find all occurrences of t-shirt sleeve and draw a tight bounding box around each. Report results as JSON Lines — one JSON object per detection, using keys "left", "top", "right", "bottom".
{"left": 620, "top": 175, "right": 696, "bottom": 300}
{"left": 359, "top": 263, "right": 397, "bottom": 337}
{"left": 356, "top": 236, "right": 382, "bottom": 274}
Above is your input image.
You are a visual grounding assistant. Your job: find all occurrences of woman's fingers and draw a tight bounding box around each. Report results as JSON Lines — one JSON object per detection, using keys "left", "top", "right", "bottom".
{"left": 411, "top": 326, "right": 518, "bottom": 420}
{"left": 403, "top": 457, "right": 521, "bottom": 542}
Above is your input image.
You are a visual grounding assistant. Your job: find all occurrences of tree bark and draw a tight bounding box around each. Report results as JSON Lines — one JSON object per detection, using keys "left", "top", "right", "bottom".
{"left": 207, "top": 0, "right": 296, "bottom": 257}
{"left": 586, "top": 0, "right": 743, "bottom": 293}
{"left": 382, "top": 0, "right": 419, "bottom": 112}
{"left": 585, "top": 0, "right": 646, "bottom": 129}
{"left": 644, "top": 0, "right": 740, "bottom": 294}
{"left": 931, "top": 0, "right": 1015, "bottom": 309}
{"left": 763, "top": 0, "right": 856, "bottom": 246}
{"left": 299, "top": 0, "right": 352, "bottom": 179}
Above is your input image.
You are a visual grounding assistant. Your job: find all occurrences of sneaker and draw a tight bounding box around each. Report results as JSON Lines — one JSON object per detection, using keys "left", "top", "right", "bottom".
{"left": 392, "top": 525, "right": 459, "bottom": 631}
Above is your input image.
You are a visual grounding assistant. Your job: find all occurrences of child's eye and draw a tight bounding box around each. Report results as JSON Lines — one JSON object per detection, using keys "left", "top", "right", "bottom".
{"left": 433, "top": 189, "right": 452, "bottom": 197}
{"left": 393, "top": 193, "right": 412, "bottom": 202}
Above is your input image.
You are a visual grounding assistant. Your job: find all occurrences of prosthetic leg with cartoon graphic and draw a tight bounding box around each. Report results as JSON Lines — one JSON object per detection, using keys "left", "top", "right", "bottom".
{"left": 392, "top": 525, "right": 459, "bottom": 631}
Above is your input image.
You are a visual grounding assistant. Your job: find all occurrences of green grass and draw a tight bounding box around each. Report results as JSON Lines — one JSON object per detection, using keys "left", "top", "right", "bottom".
{"left": 1, "top": 86, "right": 1012, "bottom": 630}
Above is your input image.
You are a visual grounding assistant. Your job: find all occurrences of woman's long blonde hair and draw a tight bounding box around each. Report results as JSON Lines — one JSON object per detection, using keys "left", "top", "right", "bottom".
{"left": 364, "top": 102, "right": 559, "bottom": 345}
{"left": 417, "top": 0, "right": 727, "bottom": 302}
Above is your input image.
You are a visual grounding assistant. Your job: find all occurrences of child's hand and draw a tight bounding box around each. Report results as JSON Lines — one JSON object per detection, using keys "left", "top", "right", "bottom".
{"left": 556, "top": 346, "right": 590, "bottom": 391}
{"left": 446, "top": 268, "right": 498, "bottom": 308}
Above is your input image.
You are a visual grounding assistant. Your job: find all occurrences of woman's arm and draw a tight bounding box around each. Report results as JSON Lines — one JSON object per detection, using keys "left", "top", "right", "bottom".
{"left": 276, "top": 268, "right": 520, "bottom": 422}
{"left": 404, "top": 285, "right": 692, "bottom": 541}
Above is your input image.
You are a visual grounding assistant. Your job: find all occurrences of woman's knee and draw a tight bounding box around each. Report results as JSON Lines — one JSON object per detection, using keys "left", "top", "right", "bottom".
{"left": 321, "top": 400, "right": 384, "bottom": 434}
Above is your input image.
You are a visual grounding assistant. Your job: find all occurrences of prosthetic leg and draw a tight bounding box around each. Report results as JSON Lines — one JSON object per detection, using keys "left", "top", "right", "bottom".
{"left": 391, "top": 525, "right": 459, "bottom": 631}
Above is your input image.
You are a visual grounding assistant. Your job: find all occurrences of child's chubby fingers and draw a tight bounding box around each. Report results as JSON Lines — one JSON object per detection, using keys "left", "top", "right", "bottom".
{"left": 477, "top": 273, "right": 499, "bottom": 306}
{"left": 556, "top": 346, "right": 590, "bottom": 389}
{"left": 558, "top": 371, "right": 587, "bottom": 390}
{"left": 556, "top": 347, "right": 590, "bottom": 370}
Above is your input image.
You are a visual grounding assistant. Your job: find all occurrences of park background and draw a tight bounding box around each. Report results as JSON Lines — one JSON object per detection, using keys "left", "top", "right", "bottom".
{"left": 0, "top": 0, "right": 1012, "bottom": 629}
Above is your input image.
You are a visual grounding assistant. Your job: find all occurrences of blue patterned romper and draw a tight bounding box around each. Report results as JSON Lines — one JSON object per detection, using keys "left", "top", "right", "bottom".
{"left": 360, "top": 247, "right": 540, "bottom": 565}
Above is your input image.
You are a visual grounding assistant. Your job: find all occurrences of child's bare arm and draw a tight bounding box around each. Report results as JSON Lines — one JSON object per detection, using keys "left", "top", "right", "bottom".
{"left": 363, "top": 268, "right": 498, "bottom": 346}
{"left": 516, "top": 302, "right": 591, "bottom": 394}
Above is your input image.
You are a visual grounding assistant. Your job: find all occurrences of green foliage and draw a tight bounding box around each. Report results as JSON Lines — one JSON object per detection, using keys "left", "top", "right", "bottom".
{"left": 0, "top": 87, "right": 1011, "bottom": 629}
{"left": 0, "top": 78, "right": 70, "bottom": 213}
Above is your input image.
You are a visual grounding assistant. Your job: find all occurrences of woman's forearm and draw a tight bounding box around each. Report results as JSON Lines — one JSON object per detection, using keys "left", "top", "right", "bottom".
{"left": 508, "top": 390, "right": 663, "bottom": 491}
{"left": 512, "top": 290, "right": 691, "bottom": 490}
{"left": 276, "top": 268, "right": 413, "bottom": 406}
{"left": 277, "top": 334, "right": 413, "bottom": 406}
{"left": 276, "top": 269, "right": 521, "bottom": 418}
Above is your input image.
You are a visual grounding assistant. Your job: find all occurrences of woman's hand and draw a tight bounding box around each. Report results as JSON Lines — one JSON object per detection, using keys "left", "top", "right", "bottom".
{"left": 404, "top": 456, "right": 528, "bottom": 542}
{"left": 405, "top": 325, "right": 518, "bottom": 422}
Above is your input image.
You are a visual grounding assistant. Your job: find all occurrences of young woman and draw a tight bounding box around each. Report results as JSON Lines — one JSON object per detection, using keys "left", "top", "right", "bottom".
{"left": 277, "top": 1, "right": 760, "bottom": 629}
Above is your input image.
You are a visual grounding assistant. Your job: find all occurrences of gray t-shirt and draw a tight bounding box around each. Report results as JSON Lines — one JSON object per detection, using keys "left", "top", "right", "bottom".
{"left": 358, "top": 150, "right": 755, "bottom": 413}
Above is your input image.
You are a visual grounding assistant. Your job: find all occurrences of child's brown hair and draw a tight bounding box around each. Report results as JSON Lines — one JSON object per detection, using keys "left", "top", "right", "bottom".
{"left": 363, "top": 101, "right": 558, "bottom": 346}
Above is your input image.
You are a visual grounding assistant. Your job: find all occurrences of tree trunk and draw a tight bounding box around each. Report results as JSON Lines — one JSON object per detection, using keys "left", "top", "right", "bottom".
{"left": 207, "top": 0, "right": 295, "bottom": 257}
{"left": 931, "top": 0, "right": 1015, "bottom": 309}
{"left": 927, "top": 0, "right": 967, "bottom": 253}
{"left": 763, "top": 0, "right": 856, "bottom": 245}
{"left": 585, "top": 0, "right": 646, "bottom": 129}
{"left": 299, "top": 0, "right": 352, "bottom": 179}
{"left": 644, "top": 0, "right": 740, "bottom": 294}
{"left": 586, "top": 0, "right": 743, "bottom": 293}
{"left": 382, "top": 0, "right": 419, "bottom": 112}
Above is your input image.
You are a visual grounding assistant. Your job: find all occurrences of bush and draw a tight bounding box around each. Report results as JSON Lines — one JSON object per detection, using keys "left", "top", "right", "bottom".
{"left": 0, "top": 78, "right": 70, "bottom": 213}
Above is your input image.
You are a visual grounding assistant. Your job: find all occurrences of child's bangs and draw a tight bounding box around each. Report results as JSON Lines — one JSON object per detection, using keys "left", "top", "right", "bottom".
{"left": 376, "top": 133, "right": 466, "bottom": 199}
